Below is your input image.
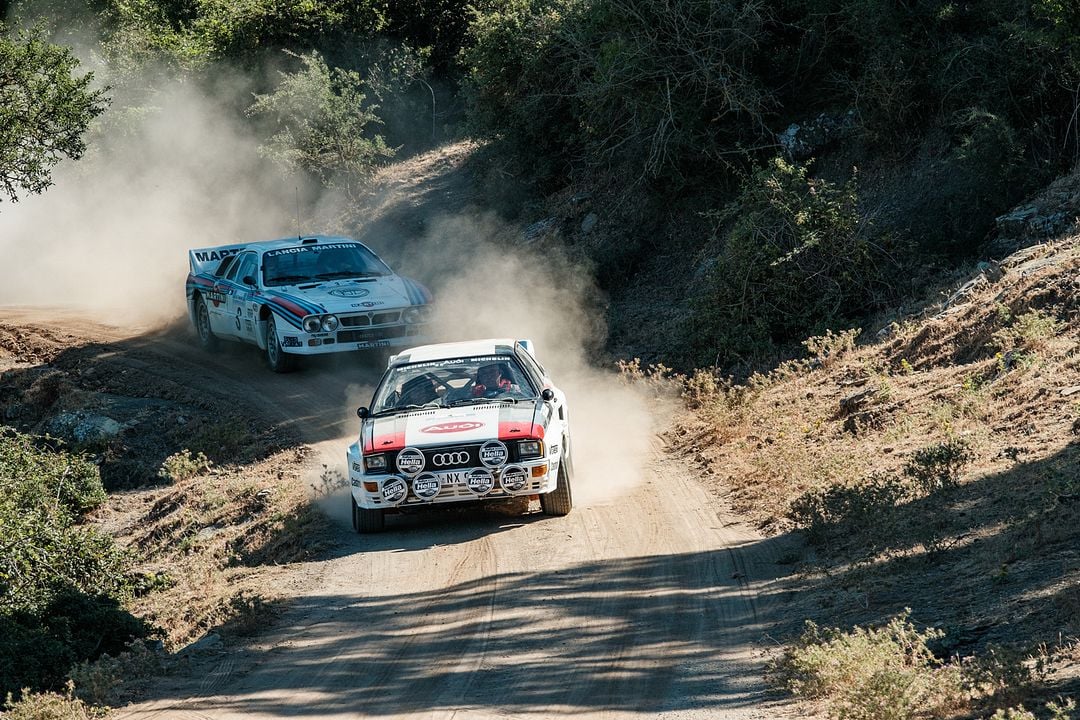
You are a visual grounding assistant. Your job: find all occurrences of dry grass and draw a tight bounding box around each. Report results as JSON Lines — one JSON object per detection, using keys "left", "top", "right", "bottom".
{"left": 97, "top": 445, "right": 330, "bottom": 651}
{"left": 663, "top": 236, "right": 1080, "bottom": 714}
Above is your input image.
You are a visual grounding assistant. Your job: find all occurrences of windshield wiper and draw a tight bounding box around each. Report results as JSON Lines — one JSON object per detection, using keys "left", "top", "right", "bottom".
{"left": 372, "top": 402, "right": 444, "bottom": 417}
{"left": 267, "top": 274, "right": 311, "bottom": 285}
{"left": 448, "top": 396, "right": 517, "bottom": 408}
{"left": 312, "top": 271, "right": 364, "bottom": 280}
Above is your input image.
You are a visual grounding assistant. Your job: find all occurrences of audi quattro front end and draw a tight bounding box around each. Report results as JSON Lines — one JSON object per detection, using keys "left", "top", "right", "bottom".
{"left": 346, "top": 339, "right": 574, "bottom": 532}
{"left": 348, "top": 430, "right": 557, "bottom": 509}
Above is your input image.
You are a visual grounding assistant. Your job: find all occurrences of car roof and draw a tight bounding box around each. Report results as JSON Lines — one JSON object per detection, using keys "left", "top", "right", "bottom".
{"left": 390, "top": 339, "right": 521, "bottom": 366}
{"left": 244, "top": 236, "right": 369, "bottom": 254}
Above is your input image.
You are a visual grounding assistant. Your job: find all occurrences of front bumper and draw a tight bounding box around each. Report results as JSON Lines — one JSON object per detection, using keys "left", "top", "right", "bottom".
{"left": 347, "top": 444, "right": 559, "bottom": 510}
{"left": 278, "top": 323, "right": 427, "bottom": 356}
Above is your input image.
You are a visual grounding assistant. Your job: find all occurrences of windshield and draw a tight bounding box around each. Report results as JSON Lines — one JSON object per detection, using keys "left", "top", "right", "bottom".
{"left": 262, "top": 242, "right": 392, "bottom": 287}
{"left": 371, "top": 355, "right": 537, "bottom": 414}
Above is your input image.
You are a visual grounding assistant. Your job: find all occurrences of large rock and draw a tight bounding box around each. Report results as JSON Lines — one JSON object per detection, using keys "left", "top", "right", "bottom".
{"left": 47, "top": 411, "right": 125, "bottom": 443}
{"left": 778, "top": 111, "right": 858, "bottom": 161}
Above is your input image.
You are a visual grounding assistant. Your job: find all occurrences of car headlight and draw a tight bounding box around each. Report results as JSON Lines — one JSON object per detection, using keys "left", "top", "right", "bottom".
{"left": 321, "top": 315, "right": 339, "bottom": 332}
{"left": 303, "top": 316, "right": 321, "bottom": 333}
{"left": 403, "top": 306, "right": 432, "bottom": 323}
{"left": 364, "top": 454, "right": 387, "bottom": 472}
{"left": 517, "top": 440, "right": 543, "bottom": 459}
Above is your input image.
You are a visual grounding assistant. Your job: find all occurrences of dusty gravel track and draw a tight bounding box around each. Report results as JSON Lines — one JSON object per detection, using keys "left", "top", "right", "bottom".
{"left": 5, "top": 310, "right": 798, "bottom": 718}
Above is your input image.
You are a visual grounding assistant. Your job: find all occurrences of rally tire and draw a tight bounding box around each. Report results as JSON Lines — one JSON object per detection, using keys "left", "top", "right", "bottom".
{"left": 265, "top": 315, "right": 297, "bottom": 373}
{"left": 540, "top": 461, "right": 573, "bottom": 516}
{"left": 352, "top": 497, "right": 385, "bottom": 533}
{"left": 194, "top": 296, "right": 219, "bottom": 352}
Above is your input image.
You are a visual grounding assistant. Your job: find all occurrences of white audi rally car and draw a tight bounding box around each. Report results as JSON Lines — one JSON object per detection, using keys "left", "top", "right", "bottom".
{"left": 347, "top": 339, "right": 574, "bottom": 532}
{"left": 185, "top": 236, "right": 433, "bottom": 372}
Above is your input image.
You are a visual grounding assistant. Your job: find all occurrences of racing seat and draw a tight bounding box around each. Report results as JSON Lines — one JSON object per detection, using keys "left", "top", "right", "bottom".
{"left": 399, "top": 374, "right": 438, "bottom": 406}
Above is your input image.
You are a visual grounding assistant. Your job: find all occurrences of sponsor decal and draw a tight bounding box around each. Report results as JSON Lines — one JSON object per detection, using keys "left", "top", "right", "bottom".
{"left": 431, "top": 450, "right": 470, "bottom": 467}
{"left": 412, "top": 472, "right": 442, "bottom": 501}
{"left": 351, "top": 461, "right": 363, "bottom": 473}
{"left": 282, "top": 335, "right": 301, "bottom": 348}
{"left": 499, "top": 464, "right": 529, "bottom": 494}
{"left": 357, "top": 340, "right": 391, "bottom": 349}
{"left": 264, "top": 242, "right": 358, "bottom": 257}
{"left": 549, "top": 444, "right": 559, "bottom": 456}
{"left": 381, "top": 476, "right": 408, "bottom": 505}
{"left": 466, "top": 468, "right": 495, "bottom": 496}
{"left": 396, "top": 447, "right": 425, "bottom": 476}
{"left": 194, "top": 249, "right": 241, "bottom": 263}
{"left": 421, "top": 421, "right": 484, "bottom": 434}
{"left": 350, "top": 478, "right": 362, "bottom": 487}
{"left": 329, "top": 287, "right": 370, "bottom": 298}
{"left": 479, "top": 440, "right": 508, "bottom": 468}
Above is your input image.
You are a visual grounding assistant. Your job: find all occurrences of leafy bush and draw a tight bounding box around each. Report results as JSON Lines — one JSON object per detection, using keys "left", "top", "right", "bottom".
{"left": 691, "top": 158, "right": 899, "bottom": 364}
{"left": 246, "top": 50, "right": 393, "bottom": 188}
{"left": 462, "top": 0, "right": 773, "bottom": 181}
{"left": 0, "top": 431, "right": 145, "bottom": 698}
{"left": 787, "top": 473, "right": 909, "bottom": 548}
{"left": 771, "top": 610, "right": 969, "bottom": 720}
{"left": 158, "top": 449, "right": 211, "bottom": 483}
{"left": 1, "top": 684, "right": 98, "bottom": 720}
{"left": 993, "top": 310, "right": 1064, "bottom": 354}
{"left": 903, "top": 438, "right": 975, "bottom": 494}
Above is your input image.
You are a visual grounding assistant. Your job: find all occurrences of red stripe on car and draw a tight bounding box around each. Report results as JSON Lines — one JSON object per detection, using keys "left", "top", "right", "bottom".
{"left": 498, "top": 422, "right": 543, "bottom": 441}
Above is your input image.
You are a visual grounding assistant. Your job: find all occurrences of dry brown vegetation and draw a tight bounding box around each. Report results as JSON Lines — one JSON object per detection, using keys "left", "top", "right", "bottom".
{"left": 653, "top": 236, "right": 1080, "bottom": 716}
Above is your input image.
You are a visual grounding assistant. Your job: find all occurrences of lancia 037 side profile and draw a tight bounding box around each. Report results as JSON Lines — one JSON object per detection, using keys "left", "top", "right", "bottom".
{"left": 185, "top": 235, "right": 433, "bottom": 372}
{"left": 346, "top": 339, "right": 574, "bottom": 532}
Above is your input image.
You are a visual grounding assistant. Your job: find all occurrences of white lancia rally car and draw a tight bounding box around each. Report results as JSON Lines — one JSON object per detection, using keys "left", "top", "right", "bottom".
{"left": 185, "top": 235, "right": 433, "bottom": 372}
{"left": 347, "top": 339, "right": 574, "bottom": 532}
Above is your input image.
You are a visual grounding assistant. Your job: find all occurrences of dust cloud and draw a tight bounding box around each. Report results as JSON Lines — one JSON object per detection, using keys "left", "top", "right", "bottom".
{"left": 0, "top": 77, "right": 302, "bottom": 326}
{"left": 404, "top": 214, "right": 658, "bottom": 508}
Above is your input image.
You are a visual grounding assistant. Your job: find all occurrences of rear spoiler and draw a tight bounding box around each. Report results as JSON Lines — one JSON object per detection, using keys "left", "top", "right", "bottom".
{"left": 188, "top": 244, "right": 247, "bottom": 275}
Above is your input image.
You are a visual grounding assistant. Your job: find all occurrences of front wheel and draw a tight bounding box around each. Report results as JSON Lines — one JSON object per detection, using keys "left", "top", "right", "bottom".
{"left": 352, "top": 497, "right": 385, "bottom": 533}
{"left": 265, "top": 315, "right": 297, "bottom": 373}
{"left": 194, "top": 296, "right": 219, "bottom": 352}
{"left": 540, "top": 461, "right": 573, "bottom": 516}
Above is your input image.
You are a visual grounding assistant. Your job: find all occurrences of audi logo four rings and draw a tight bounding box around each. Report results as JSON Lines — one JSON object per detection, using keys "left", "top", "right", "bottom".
{"left": 431, "top": 451, "right": 470, "bottom": 467}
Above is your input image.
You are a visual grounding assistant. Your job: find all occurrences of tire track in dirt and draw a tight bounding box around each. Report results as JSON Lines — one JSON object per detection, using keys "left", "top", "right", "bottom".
{"left": 2, "top": 311, "right": 801, "bottom": 719}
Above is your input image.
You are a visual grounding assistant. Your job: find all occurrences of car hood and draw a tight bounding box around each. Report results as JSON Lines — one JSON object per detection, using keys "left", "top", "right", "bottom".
{"left": 363, "top": 402, "right": 547, "bottom": 453}
{"left": 267, "top": 276, "right": 428, "bottom": 314}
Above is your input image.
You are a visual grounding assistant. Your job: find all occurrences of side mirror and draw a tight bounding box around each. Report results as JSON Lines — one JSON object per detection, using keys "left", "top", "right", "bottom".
{"left": 541, "top": 389, "right": 555, "bottom": 402}
{"left": 242, "top": 275, "right": 256, "bottom": 287}
{"left": 356, "top": 406, "right": 370, "bottom": 419}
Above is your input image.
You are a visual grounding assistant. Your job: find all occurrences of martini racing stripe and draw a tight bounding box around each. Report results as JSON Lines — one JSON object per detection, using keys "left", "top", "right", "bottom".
{"left": 264, "top": 290, "right": 324, "bottom": 315}
{"left": 402, "top": 278, "right": 432, "bottom": 305}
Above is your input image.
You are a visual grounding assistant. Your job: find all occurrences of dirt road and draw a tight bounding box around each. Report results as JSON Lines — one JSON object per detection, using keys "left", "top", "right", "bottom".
{"left": 4, "top": 311, "right": 798, "bottom": 718}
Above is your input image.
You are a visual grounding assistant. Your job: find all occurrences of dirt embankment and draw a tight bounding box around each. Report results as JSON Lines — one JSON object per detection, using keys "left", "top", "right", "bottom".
{"left": 666, "top": 235, "right": 1080, "bottom": 707}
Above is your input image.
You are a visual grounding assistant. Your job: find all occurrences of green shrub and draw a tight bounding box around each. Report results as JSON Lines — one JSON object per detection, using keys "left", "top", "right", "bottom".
{"left": 771, "top": 610, "right": 969, "bottom": 720}
{"left": 0, "top": 432, "right": 145, "bottom": 698}
{"left": 903, "top": 438, "right": 974, "bottom": 494}
{"left": 788, "top": 473, "right": 909, "bottom": 548}
{"left": 993, "top": 310, "right": 1064, "bottom": 354}
{"left": 158, "top": 449, "right": 211, "bottom": 483}
{"left": 691, "top": 159, "right": 899, "bottom": 364}
{"left": 0, "top": 431, "right": 104, "bottom": 517}
{"left": 1, "top": 684, "right": 99, "bottom": 720}
{"left": 246, "top": 50, "right": 393, "bottom": 188}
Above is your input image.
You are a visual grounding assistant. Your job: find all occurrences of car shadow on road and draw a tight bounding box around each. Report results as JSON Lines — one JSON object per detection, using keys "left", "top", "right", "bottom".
{"left": 125, "top": 537, "right": 802, "bottom": 718}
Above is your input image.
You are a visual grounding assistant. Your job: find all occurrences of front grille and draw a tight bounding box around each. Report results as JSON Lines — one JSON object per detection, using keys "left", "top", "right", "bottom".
{"left": 339, "top": 314, "right": 371, "bottom": 328}
{"left": 372, "top": 311, "right": 401, "bottom": 325}
{"left": 422, "top": 444, "right": 481, "bottom": 470}
{"left": 338, "top": 325, "right": 411, "bottom": 343}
